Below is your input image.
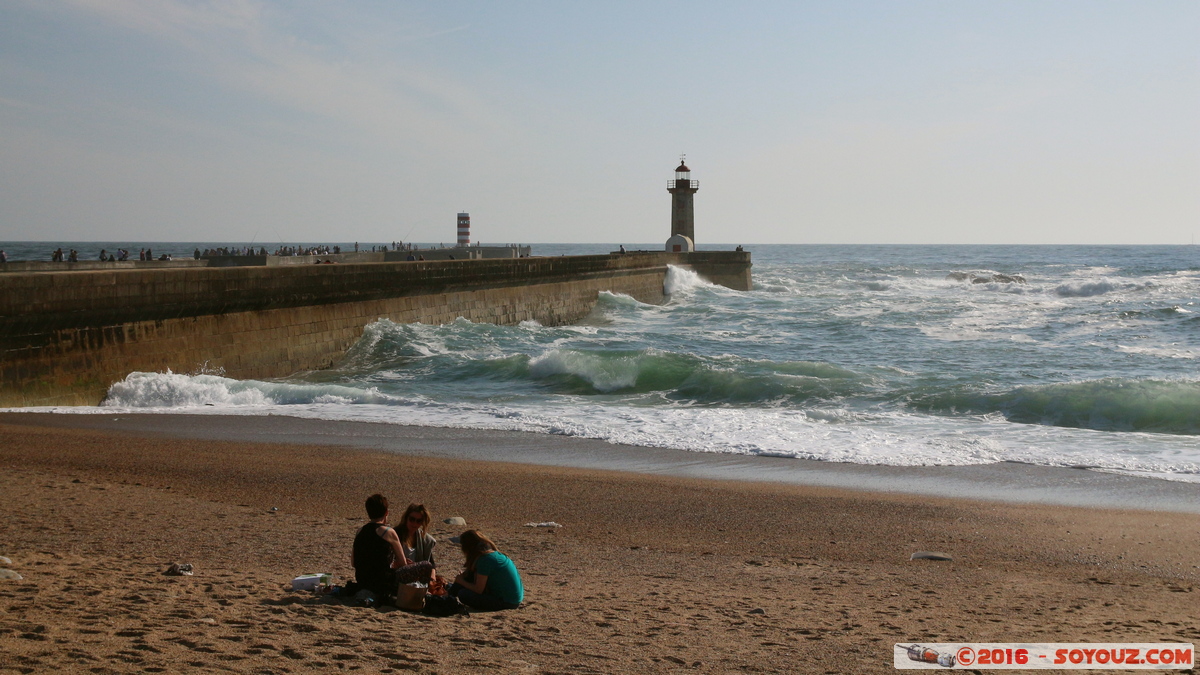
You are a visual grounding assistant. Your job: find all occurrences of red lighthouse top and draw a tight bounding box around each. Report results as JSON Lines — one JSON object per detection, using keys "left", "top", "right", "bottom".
{"left": 669, "top": 155, "right": 698, "bottom": 190}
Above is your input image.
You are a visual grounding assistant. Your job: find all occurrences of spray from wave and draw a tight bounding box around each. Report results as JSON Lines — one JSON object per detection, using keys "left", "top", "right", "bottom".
{"left": 102, "top": 371, "right": 398, "bottom": 408}
{"left": 664, "top": 265, "right": 714, "bottom": 295}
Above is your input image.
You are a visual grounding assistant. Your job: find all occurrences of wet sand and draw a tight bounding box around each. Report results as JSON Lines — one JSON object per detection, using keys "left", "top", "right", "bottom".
{"left": 0, "top": 414, "right": 1197, "bottom": 673}
{"left": 10, "top": 412, "right": 1200, "bottom": 513}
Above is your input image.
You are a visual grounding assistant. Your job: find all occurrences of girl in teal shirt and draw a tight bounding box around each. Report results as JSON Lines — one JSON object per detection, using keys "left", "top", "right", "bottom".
{"left": 449, "top": 530, "right": 523, "bottom": 611}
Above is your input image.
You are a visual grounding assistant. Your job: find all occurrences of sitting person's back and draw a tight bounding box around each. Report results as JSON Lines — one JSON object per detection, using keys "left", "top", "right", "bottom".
{"left": 352, "top": 494, "right": 397, "bottom": 596}
{"left": 353, "top": 525, "right": 395, "bottom": 595}
{"left": 475, "top": 549, "right": 523, "bottom": 606}
{"left": 448, "top": 529, "right": 523, "bottom": 611}
{"left": 351, "top": 493, "right": 437, "bottom": 600}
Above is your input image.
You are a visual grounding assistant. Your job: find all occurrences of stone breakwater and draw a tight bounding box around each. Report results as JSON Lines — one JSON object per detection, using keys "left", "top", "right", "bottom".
{"left": 0, "top": 251, "right": 751, "bottom": 406}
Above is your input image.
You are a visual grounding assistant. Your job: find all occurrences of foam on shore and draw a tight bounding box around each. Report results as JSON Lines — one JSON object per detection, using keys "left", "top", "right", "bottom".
{"left": 4, "top": 411, "right": 1198, "bottom": 514}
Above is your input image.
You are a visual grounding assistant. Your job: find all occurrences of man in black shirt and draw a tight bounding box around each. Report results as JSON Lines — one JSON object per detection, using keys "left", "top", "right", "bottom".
{"left": 352, "top": 494, "right": 434, "bottom": 598}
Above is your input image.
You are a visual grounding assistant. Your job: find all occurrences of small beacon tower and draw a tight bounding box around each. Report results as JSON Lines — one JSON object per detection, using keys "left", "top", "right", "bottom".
{"left": 667, "top": 157, "right": 697, "bottom": 252}
{"left": 457, "top": 212, "right": 470, "bottom": 246}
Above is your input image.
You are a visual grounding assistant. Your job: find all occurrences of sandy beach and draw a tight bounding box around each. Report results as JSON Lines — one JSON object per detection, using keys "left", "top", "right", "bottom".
{"left": 1, "top": 413, "right": 1197, "bottom": 673}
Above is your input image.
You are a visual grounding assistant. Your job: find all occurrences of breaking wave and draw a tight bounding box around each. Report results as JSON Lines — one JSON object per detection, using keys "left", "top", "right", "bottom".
{"left": 664, "top": 265, "right": 715, "bottom": 295}
{"left": 102, "top": 371, "right": 398, "bottom": 408}
{"left": 912, "top": 378, "right": 1200, "bottom": 435}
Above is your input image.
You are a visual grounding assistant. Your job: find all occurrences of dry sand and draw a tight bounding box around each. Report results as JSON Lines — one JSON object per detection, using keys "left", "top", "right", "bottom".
{"left": 0, "top": 417, "right": 1197, "bottom": 673}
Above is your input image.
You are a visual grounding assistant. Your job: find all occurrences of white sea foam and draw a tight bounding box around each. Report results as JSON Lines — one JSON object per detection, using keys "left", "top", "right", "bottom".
{"left": 35, "top": 387, "right": 1200, "bottom": 481}
{"left": 594, "top": 290, "right": 650, "bottom": 310}
{"left": 1114, "top": 344, "right": 1198, "bottom": 360}
{"left": 103, "top": 371, "right": 272, "bottom": 407}
{"left": 664, "top": 265, "right": 714, "bottom": 295}
{"left": 1052, "top": 279, "right": 1152, "bottom": 298}
{"left": 101, "top": 371, "right": 400, "bottom": 408}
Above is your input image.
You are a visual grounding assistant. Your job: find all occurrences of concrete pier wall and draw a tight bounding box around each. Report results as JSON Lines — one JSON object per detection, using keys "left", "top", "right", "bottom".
{"left": 0, "top": 251, "right": 751, "bottom": 407}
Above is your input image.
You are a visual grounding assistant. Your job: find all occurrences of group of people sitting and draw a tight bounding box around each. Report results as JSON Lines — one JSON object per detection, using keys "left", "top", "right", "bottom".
{"left": 351, "top": 494, "right": 523, "bottom": 612}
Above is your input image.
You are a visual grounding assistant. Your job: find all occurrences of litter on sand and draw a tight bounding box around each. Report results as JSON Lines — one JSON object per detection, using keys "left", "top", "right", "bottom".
{"left": 292, "top": 573, "right": 331, "bottom": 591}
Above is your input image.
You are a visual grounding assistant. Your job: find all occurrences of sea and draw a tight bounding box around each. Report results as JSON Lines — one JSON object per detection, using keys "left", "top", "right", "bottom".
{"left": 5, "top": 242, "right": 1200, "bottom": 484}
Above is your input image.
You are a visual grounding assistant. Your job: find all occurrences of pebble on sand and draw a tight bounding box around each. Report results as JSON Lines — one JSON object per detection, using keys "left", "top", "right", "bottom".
{"left": 910, "top": 551, "right": 953, "bottom": 561}
{"left": 444, "top": 517, "right": 466, "bottom": 526}
{"left": 0, "top": 556, "right": 11, "bottom": 565}
{"left": 0, "top": 569, "right": 23, "bottom": 581}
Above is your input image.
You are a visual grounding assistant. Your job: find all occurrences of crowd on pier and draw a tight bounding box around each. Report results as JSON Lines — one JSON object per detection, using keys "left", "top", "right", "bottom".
{"left": 45, "top": 247, "right": 172, "bottom": 262}
{"left": 198, "top": 242, "right": 416, "bottom": 257}
{"left": 15, "top": 240, "right": 486, "bottom": 265}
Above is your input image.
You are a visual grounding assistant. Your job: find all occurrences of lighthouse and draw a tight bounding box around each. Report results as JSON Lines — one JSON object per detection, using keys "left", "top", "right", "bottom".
{"left": 457, "top": 212, "right": 470, "bottom": 246}
{"left": 667, "top": 157, "right": 698, "bottom": 251}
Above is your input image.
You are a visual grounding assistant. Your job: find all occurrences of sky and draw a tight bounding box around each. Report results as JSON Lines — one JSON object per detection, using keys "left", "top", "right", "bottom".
{"left": 1, "top": 1, "right": 1197, "bottom": 245}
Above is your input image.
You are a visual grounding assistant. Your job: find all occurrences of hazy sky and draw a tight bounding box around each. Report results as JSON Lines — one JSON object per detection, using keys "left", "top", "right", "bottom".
{"left": 1, "top": 1, "right": 1197, "bottom": 245}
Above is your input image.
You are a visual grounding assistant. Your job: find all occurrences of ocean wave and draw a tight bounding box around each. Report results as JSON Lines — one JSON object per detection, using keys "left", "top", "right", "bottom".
{"left": 911, "top": 378, "right": 1200, "bottom": 435}
{"left": 337, "top": 317, "right": 580, "bottom": 373}
{"left": 593, "top": 290, "right": 653, "bottom": 312}
{"left": 1114, "top": 344, "right": 1198, "bottom": 360}
{"left": 1053, "top": 280, "right": 1150, "bottom": 298}
{"left": 528, "top": 349, "right": 642, "bottom": 392}
{"left": 102, "top": 371, "right": 398, "bottom": 408}
{"left": 525, "top": 348, "right": 865, "bottom": 402}
{"left": 664, "top": 265, "right": 715, "bottom": 295}
{"left": 340, "top": 318, "right": 487, "bottom": 368}
{"left": 1118, "top": 306, "right": 1195, "bottom": 320}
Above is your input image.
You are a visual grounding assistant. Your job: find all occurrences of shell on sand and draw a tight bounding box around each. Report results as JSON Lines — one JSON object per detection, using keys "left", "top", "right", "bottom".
{"left": 910, "top": 551, "right": 953, "bottom": 561}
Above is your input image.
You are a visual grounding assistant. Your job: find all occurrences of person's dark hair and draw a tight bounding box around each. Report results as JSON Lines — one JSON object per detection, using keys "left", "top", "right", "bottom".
{"left": 458, "top": 529, "right": 497, "bottom": 572}
{"left": 365, "top": 493, "right": 389, "bottom": 520}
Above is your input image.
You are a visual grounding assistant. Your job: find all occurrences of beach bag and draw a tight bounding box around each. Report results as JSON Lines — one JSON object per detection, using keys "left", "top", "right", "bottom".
{"left": 395, "top": 583, "right": 426, "bottom": 611}
{"left": 422, "top": 594, "right": 467, "bottom": 617}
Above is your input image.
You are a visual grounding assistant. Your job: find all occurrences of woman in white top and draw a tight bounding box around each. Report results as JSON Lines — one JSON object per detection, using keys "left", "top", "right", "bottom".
{"left": 397, "top": 503, "right": 437, "bottom": 568}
